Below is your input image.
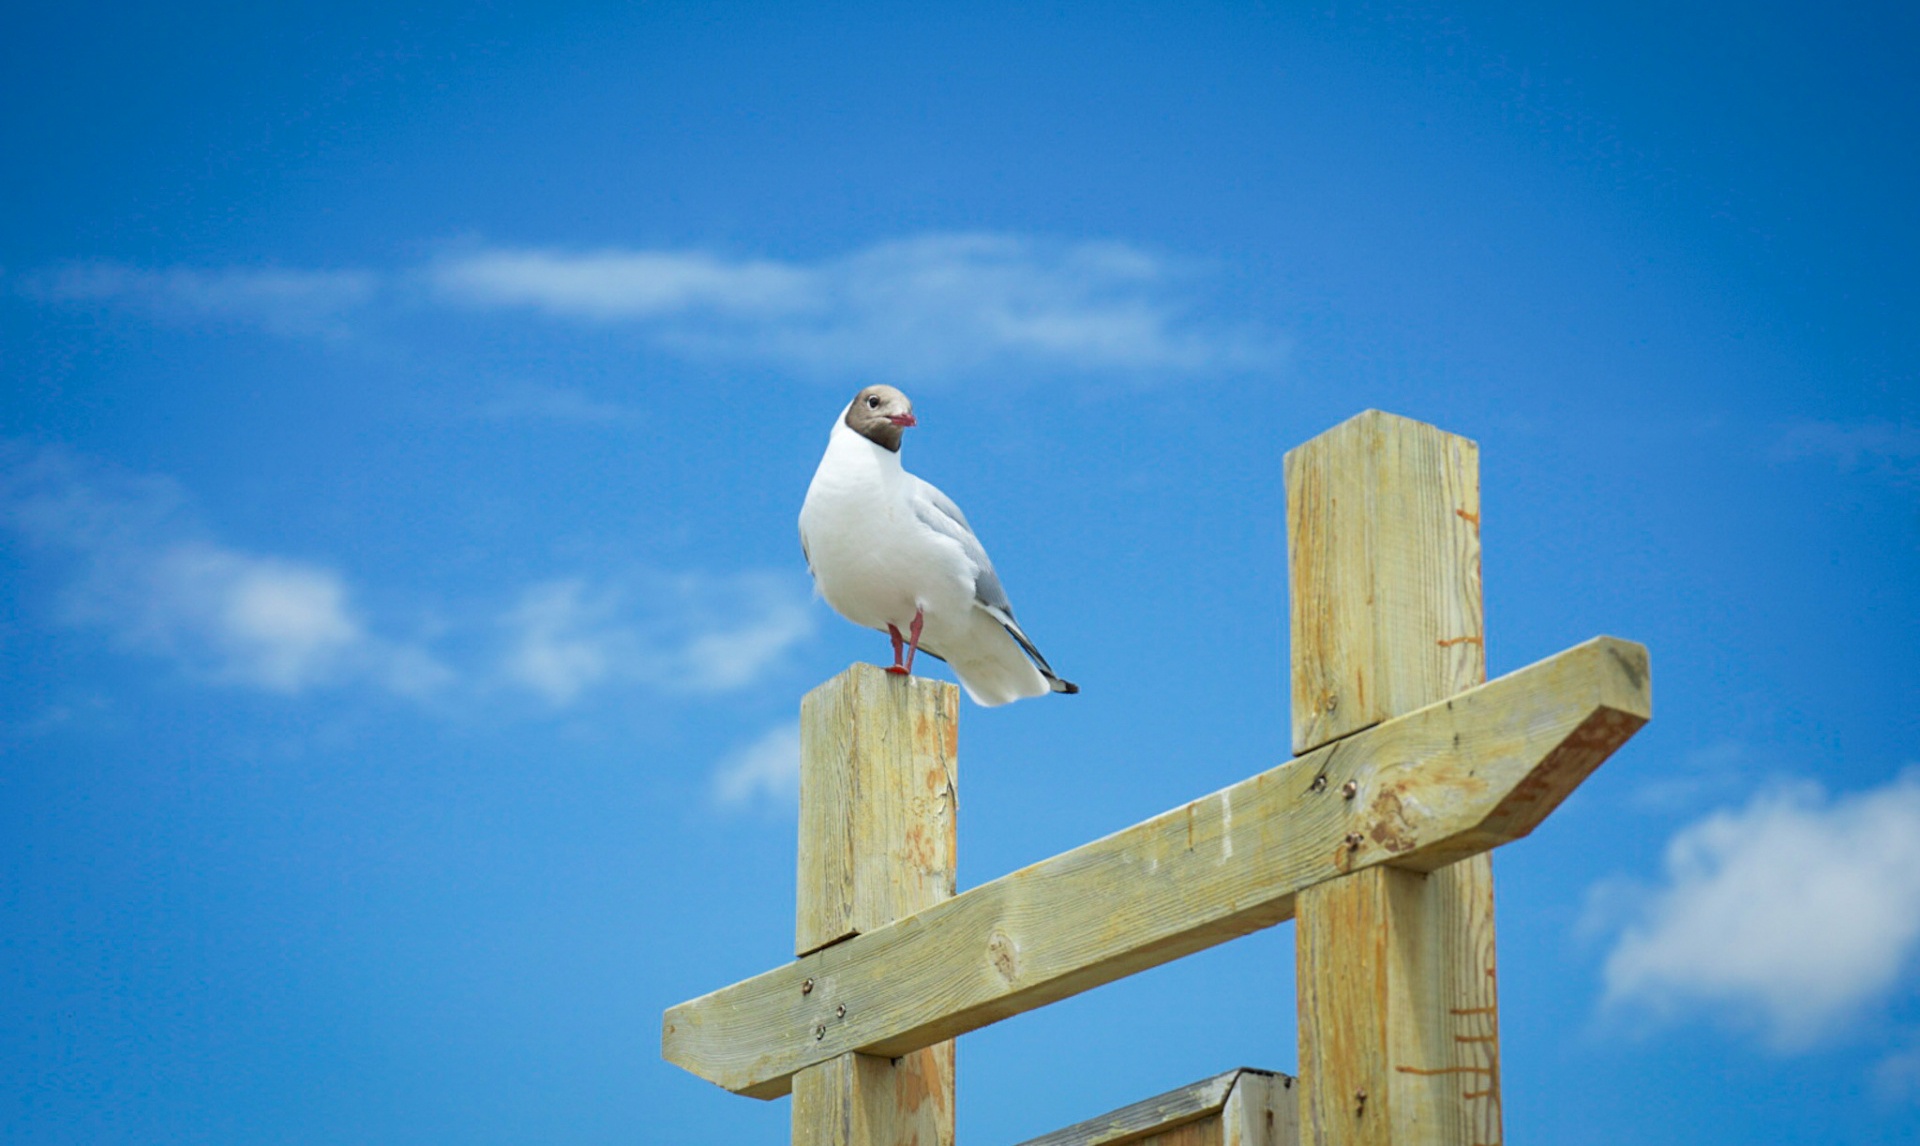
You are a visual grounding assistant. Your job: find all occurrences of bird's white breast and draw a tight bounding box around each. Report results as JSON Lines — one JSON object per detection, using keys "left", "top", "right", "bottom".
{"left": 799, "top": 422, "right": 975, "bottom": 635}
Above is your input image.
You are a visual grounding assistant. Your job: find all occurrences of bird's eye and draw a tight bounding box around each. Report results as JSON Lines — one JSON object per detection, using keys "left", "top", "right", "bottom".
{"left": 866, "top": 395, "right": 881, "bottom": 409}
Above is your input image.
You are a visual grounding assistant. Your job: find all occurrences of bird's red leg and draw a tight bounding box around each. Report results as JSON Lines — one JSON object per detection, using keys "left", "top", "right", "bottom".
{"left": 903, "top": 609, "right": 925, "bottom": 675}
{"left": 886, "top": 624, "right": 908, "bottom": 674}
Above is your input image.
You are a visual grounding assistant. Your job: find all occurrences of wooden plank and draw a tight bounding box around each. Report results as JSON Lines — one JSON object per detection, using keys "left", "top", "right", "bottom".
{"left": 1222, "top": 1071, "right": 1301, "bottom": 1146}
{"left": 791, "top": 665, "right": 959, "bottom": 1146}
{"left": 1009, "top": 1068, "right": 1298, "bottom": 1146}
{"left": 1011, "top": 1069, "right": 1242, "bottom": 1146}
{"left": 662, "top": 637, "right": 1649, "bottom": 1099}
{"left": 1287, "top": 411, "right": 1501, "bottom": 1146}
{"left": 797, "top": 665, "right": 959, "bottom": 956}
{"left": 1286, "top": 410, "right": 1484, "bottom": 756}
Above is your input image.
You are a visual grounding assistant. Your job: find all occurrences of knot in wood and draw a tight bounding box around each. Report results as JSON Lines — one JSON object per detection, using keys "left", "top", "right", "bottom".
{"left": 986, "top": 929, "right": 1019, "bottom": 983}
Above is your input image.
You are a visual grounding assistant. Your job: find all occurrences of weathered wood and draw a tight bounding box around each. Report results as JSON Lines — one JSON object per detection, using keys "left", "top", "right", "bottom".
{"left": 661, "top": 637, "right": 1649, "bottom": 1099}
{"left": 1222, "top": 1070, "right": 1301, "bottom": 1146}
{"left": 1287, "top": 411, "right": 1501, "bottom": 1146}
{"left": 797, "top": 663, "right": 959, "bottom": 955}
{"left": 1012, "top": 1069, "right": 1297, "bottom": 1146}
{"left": 792, "top": 665, "right": 959, "bottom": 1146}
{"left": 1286, "top": 410, "right": 1484, "bottom": 756}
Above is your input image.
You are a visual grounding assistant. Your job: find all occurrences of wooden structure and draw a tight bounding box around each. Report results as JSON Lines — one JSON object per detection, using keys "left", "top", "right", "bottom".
{"left": 663, "top": 410, "right": 1652, "bottom": 1144}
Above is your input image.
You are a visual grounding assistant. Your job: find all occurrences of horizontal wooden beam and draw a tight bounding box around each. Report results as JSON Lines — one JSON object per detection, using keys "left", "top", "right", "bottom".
{"left": 663, "top": 636, "right": 1650, "bottom": 1099}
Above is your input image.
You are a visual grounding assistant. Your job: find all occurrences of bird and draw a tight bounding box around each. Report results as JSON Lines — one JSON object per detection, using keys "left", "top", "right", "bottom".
{"left": 799, "top": 385, "right": 1078, "bottom": 706}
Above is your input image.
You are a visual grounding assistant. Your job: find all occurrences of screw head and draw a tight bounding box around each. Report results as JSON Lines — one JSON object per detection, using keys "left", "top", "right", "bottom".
{"left": 1341, "top": 780, "right": 1358, "bottom": 800}
{"left": 835, "top": 1004, "right": 847, "bottom": 1018}
{"left": 814, "top": 1025, "right": 826, "bottom": 1041}
{"left": 802, "top": 978, "right": 814, "bottom": 995}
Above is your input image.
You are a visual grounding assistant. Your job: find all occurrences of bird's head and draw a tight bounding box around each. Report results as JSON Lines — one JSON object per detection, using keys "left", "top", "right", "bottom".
{"left": 843, "top": 385, "right": 917, "bottom": 452}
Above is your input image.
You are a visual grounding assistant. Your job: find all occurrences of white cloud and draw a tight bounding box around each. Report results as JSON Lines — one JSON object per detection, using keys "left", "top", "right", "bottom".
{"left": 470, "top": 384, "right": 647, "bottom": 425}
{"left": 1774, "top": 420, "right": 1920, "bottom": 483}
{"left": 1596, "top": 770, "right": 1920, "bottom": 1049}
{"left": 2, "top": 443, "right": 813, "bottom": 713}
{"left": 0, "top": 443, "right": 446, "bottom": 697}
{"left": 1629, "top": 739, "right": 1754, "bottom": 813}
{"left": 26, "top": 261, "right": 377, "bottom": 336}
{"left": 711, "top": 722, "right": 801, "bottom": 809}
{"left": 432, "top": 234, "right": 1276, "bottom": 381}
{"left": 498, "top": 572, "right": 814, "bottom": 706}
{"left": 1878, "top": 1040, "right": 1920, "bottom": 1103}
{"left": 21, "top": 235, "right": 1278, "bottom": 382}
{"left": 433, "top": 248, "right": 815, "bottom": 320}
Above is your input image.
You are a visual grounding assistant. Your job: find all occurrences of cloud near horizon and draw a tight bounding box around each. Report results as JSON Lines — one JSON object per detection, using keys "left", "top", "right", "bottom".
{"left": 1593, "top": 769, "right": 1920, "bottom": 1050}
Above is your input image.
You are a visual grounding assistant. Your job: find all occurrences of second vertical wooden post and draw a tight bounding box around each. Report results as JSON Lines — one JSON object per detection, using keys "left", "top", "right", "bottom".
{"left": 1286, "top": 411, "right": 1502, "bottom": 1146}
{"left": 792, "top": 664, "right": 959, "bottom": 1146}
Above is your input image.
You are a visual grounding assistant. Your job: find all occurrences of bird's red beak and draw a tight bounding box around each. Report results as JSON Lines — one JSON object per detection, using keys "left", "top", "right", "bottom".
{"left": 888, "top": 413, "right": 917, "bottom": 427}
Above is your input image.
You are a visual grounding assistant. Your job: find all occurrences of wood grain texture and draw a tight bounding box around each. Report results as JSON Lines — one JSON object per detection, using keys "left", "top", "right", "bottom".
{"left": 1012, "top": 1068, "right": 1297, "bottom": 1146}
{"left": 1286, "top": 410, "right": 1484, "bottom": 757}
{"left": 661, "top": 638, "right": 1648, "bottom": 1099}
{"left": 792, "top": 665, "right": 959, "bottom": 1146}
{"left": 1012, "top": 1069, "right": 1240, "bottom": 1146}
{"left": 797, "top": 665, "right": 959, "bottom": 956}
{"left": 1287, "top": 411, "right": 1503, "bottom": 1146}
{"left": 1222, "top": 1070, "right": 1301, "bottom": 1146}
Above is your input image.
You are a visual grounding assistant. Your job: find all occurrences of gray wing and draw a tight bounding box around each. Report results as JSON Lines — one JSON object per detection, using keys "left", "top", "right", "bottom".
{"left": 910, "top": 477, "right": 1073, "bottom": 688}
{"left": 910, "top": 477, "right": 1011, "bottom": 613}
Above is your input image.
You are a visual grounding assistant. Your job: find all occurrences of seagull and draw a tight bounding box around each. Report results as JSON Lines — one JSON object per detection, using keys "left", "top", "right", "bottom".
{"left": 799, "top": 385, "right": 1078, "bottom": 706}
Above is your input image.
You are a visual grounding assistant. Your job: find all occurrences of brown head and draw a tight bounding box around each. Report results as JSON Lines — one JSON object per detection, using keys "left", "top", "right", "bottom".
{"left": 842, "top": 385, "right": 917, "bottom": 452}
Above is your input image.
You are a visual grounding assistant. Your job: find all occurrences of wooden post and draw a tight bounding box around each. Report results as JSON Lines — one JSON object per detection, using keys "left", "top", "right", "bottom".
{"left": 1287, "top": 411, "right": 1501, "bottom": 1146}
{"left": 791, "top": 664, "right": 960, "bottom": 1146}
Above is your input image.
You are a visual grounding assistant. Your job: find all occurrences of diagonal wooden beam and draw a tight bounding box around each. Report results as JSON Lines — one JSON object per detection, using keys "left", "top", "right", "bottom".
{"left": 662, "top": 636, "right": 1650, "bottom": 1100}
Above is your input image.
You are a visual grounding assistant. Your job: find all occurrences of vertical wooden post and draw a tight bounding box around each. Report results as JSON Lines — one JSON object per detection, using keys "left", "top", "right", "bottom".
{"left": 791, "top": 664, "right": 959, "bottom": 1146}
{"left": 1286, "top": 411, "right": 1501, "bottom": 1146}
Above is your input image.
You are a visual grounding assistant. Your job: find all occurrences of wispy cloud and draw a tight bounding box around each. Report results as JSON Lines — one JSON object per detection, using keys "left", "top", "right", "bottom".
{"left": 1774, "top": 420, "right": 1920, "bottom": 483}
{"left": 469, "top": 384, "right": 647, "bottom": 425}
{"left": 499, "top": 573, "right": 815, "bottom": 705}
{"left": 1, "top": 443, "right": 812, "bottom": 710}
{"left": 0, "top": 443, "right": 446, "bottom": 696}
{"left": 1592, "top": 769, "right": 1920, "bottom": 1049}
{"left": 23, "top": 261, "right": 377, "bottom": 337}
{"left": 433, "top": 234, "right": 1276, "bottom": 382}
{"left": 1628, "top": 739, "right": 1756, "bottom": 813}
{"left": 19, "top": 236, "right": 1278, "bottom": 382}
{"left": 711, "top": 721, "right": 801, "bottom": 810}
{"left": 433, "top": 248, "right": 815, "bottom": 320}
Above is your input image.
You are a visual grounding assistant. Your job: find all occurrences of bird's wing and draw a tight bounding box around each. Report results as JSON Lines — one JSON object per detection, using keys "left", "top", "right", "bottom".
{"left": 909, "top": 477, "right": 1072, "bottom": 687}
{"left": 910, "top": 477, "right": 1009, "bottom": 610}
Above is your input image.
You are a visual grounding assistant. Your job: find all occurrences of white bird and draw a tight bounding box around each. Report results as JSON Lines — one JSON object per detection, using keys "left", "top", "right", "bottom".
{"left": 799, "top": 385, "right": 1078, "bottom": 706}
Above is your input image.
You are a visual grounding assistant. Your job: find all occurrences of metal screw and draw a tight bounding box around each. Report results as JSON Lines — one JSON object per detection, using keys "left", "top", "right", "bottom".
{"left": 836, "top": 1004, "right": 846, "bottom": 1018}
{"left": 1309, "top": 775, "right": 1328, "bottom": 793}
{"left": 802, "top": 978, "right": 814, "bottom": 995}
{"left": 1355, "top": 1089, "right": 1368, "bottom": 1115}
{"left": 1341, "top": 780, "right": 1358, "bottom": 800}
{"left": 814, "top": 1025, "right": 826, "bottom": 1041}
{"left": 1345, "top": 832, "right": 1364, "bottom": 850}
{"left": 1323, "top": 695, "right": 1338, "bottom": 713}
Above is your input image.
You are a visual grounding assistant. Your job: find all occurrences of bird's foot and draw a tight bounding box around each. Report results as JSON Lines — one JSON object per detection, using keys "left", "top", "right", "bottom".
{"left": 885, "top": 665, "right": 911, "bottom": 676}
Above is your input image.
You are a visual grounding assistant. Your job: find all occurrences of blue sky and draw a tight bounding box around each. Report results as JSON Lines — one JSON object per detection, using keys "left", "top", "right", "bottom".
{"left": 3, "top": 2, "right": 1917, "bottom": 1143}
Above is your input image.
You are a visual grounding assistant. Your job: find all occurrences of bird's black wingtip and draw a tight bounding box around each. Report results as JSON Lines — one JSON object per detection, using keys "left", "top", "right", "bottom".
{"left": 1052, "top": 678, "right": 1080, "bottom": 695}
